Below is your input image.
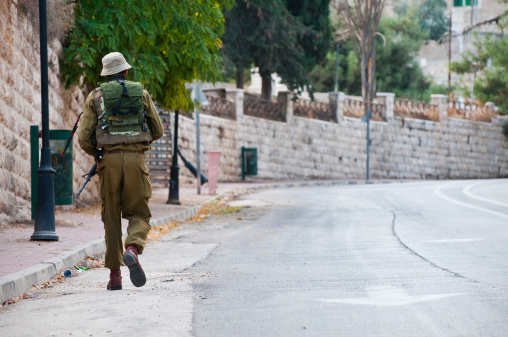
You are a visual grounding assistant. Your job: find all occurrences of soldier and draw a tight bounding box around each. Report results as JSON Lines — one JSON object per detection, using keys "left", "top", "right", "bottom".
{"left": 78, "top": 52, "right": 163, "bottom": 290}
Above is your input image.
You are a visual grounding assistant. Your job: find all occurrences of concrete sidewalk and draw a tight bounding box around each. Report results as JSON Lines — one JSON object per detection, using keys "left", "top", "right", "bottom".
{"left": 0, "top": 179, "right": 398, "bottom": 304}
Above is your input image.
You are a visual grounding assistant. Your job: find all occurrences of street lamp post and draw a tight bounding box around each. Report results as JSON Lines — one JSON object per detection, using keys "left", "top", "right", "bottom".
{"left": 31, "top": 0, "right": 58, "bottom": 241}
{"left": 471, "top": 61, "right": 479, "bottom": 102}
{"left": 167, "top": 110, "right": 180, "bottom": 205}
{"left": 334, "top": 44, "right": 339, "bottom": 92}
{"left": 361, "top": 108, "right": 372, "bottom": 181}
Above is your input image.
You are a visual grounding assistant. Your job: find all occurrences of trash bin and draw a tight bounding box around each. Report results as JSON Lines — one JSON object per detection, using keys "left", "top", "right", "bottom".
{"left": 50, "top": 130, "right": 74, "bottom": 205}
{"left": 31, "top": 126, "right": 74, "bottom": 219}
{"left": 208, "top": 151, "right": 221, "bottom": 195}
{"left": 241, "top": 146, "right": 257, "bottom": 180}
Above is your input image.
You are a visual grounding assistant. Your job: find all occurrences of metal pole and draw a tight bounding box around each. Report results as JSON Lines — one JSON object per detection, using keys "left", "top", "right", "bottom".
{"left": 472, "top": 69, "right": 476, "bottom": 102}
{"left": 366, "top": 109, "right": 370, "bottom": 181}
{"left": 167, "top": 110, "right": 180, "bottom": 204}
{"left": 32, "top": 0, "right": 58, "bottom": 240}
{"left": 471, "top": 0, "right": 475, "bottom": 26}
{"left": 334, "top": 44, "right": 339, "bottom": 92}
{"left": 448, "top": 6, "right": 452, "bottom": 92}
{"left": 196, "top": 106, "right": 201, "bottom": 195}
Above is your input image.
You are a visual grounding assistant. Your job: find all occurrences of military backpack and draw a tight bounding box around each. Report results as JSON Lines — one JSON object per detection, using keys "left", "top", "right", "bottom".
{"left": 93, "top": 79, "right": 152, "bottom": 146}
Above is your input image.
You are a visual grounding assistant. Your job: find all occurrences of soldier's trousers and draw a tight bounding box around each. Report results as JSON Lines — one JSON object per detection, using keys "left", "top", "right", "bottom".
{"left": 98, "top": 151, "right": 152, "bottom": 270}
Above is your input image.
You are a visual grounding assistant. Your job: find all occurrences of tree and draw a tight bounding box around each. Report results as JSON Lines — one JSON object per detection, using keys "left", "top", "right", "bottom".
{"left": 310, "top": 3, "right": 450, "bottom": 101}
{"left": 417, "top": 0, "right": 449, "bottom": 41}
{"left": 451, "top": 35, "right": 508, "bottom": 112}
{"left": 451, "top": 0, "right": 508, "bottom": 112}
{"left": 222, "top": 0, "right": 256, "bottom": 88}
{"left": 375, "top": 6, "right": 430, "bottom": 100}
{"left": 333, "top": 0, "right": 386, "bottom": 103}
{"left": 283, "top": 0, "right": 332, "bottom": 90}
{"left": 308, "top": 41, "right": 360, "bottom": 96}
{"left": 395, "top": 0, "right": 448, "bottom": 42}
{"left": 222, "top": 0, "right": 331, "bottom": 99}
{"left": 61, "top": 0, "right": 233, "bottom": 111}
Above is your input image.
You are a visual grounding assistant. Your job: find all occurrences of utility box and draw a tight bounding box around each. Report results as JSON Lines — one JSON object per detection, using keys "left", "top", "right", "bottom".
{"left": 31, "top": 127, "right": 74, "bottom": 220}
{"left": 241, "top": 146, "right": 257, "bottom": 180}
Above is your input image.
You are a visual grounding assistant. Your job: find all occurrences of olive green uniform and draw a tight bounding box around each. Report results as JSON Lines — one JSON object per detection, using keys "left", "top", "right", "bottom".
{"left": 78, "top": 80, "right": 163, "bottom": 270}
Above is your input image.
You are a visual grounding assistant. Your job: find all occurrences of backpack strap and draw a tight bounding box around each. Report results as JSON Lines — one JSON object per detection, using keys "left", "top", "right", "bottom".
{"left": 112, "top": 80, "right": 131, "bottom": 116}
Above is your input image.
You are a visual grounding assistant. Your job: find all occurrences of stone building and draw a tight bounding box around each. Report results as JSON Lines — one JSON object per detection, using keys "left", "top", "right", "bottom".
{"left": 417, "top": 0, "right": 508, "bottom": 89}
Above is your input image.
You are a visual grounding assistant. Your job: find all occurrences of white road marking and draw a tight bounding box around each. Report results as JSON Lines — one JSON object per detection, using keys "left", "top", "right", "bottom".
{"left": 421, "top": 239, "right": 484, "bottom": 243}
{"left": 434, "top": 183, "right": 508, "bottom": 219}
{"left": 463, "top": 182, "right": 508, "bottom": 208}
{"left": 321, "top": 286, "right": 463, "bottom": 307}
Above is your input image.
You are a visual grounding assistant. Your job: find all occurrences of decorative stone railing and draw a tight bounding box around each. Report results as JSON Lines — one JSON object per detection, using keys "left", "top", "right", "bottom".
{"left": 243, "top": 94, "right": 286, "bottom": 122}
{"left": 394, "top": 99, "right": 439, "bottom": 121}
{"left": 343, "top": 98, "right": 385, "bottom": 121}
{"left": 293, "top": 99, "right": 336, "bottom": 122}
{"left": 447, "top": 100, "right": 497, "bottom": 122}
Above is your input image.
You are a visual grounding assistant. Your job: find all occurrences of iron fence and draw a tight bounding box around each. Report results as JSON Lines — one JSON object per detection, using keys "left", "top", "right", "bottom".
{"left": 201, "top": 95, "right": 236, "bottom": 120}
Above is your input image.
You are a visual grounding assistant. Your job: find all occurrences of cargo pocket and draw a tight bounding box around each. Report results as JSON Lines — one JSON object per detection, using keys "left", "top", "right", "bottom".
{"left": 98, "top": 157, "right": 107, "bottom": 200}
{"left": 138, "top": 155, "right": 152, "bottom": 200}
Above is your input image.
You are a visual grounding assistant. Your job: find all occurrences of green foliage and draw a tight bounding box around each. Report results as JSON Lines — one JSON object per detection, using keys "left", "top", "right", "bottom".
{"left": 451, "top": 34, "right": 508, "bottom": 112}
{"left": 61, "top": 0, "right": 233, "bottom": 111}
{"left": 375, "top": 8, "right": 430, "bottom": 100}
{"left": 310, "top": 7, "right": 444, "bottom": 101}
{"left": 396, "top": 0, "right": 449, "bottom": 42}
{"left": 221, "top": 0, "right": 331, "bottom": 95}
{"left": 222, "top": 0, "right": 255, "bottom": 71}
{"left": 283, "top": 0, "right": 332, "bottom": 80}
{"left": 248, "top": 0, "right": 307, "bottom": 88}
{"left": 504, "top": 121, "right": 508, "bottom": 137}
{"left": 308, "top": 41, "right": 361, "bottom": 95}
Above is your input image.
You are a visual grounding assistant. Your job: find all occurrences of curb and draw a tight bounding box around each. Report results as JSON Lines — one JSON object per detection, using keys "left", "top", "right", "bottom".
{"left": 232, "top": 179, "right": 404, "bottom": 193}
{"left": 0, "top": 205, "right": 203, "bottom": 305}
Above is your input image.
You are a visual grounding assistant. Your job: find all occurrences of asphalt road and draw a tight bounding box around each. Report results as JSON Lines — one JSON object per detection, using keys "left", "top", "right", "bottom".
{"left": 188, "top": 179, "right": 508, "bottom": 337}
{"left": 1, "top": 180, "right": 507, "bottom": 337}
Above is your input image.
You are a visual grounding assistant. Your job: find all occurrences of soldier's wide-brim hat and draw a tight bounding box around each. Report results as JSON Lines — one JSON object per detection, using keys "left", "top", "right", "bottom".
{"left": 100, "top": 52, "right": 131, "bottom": 76}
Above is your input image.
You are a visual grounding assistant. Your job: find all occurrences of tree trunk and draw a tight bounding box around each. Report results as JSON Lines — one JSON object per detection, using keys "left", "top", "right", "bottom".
{"left": 236, "top": 65, "right": 244, "bottom": 89}
{"left": 261, "top": 75, "right": 272, "bottom": 100}
{"left": 336, "top": 0, "right": 385, "bottom": 105}
{"left": 361, "top": 50, "right": 368, "bottom": 102}
{"left": 362, "top": 46, "right": 376, "bottom": 104}
{"left": 370, "top": 46, "right": 376, "bottom": 102}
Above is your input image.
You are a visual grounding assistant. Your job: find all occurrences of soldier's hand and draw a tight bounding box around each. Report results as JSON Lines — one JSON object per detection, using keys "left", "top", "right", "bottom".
{"left": 96, "top": 162, "right": 100, "bottom": 172}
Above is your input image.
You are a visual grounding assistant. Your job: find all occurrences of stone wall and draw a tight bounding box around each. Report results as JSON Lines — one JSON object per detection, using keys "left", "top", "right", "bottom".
{"left": 176, "top": 112, "right": 239, "bottom": 184}
{"left": 173, "top": 89, "right": 508, "bottom": 184}
{"left": 0, "top": 1, "right": 96, "bottom": 226}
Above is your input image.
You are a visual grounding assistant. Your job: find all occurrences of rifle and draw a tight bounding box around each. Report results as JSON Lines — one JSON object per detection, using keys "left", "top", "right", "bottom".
{"left": 61, "top": 112, "right": 83, "bottom": 158}
{"left": 75, "top": 161, "right": 97, "bottom": 198}
{"left": 75, "top": 149, "right": 103, "bottom": 198}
